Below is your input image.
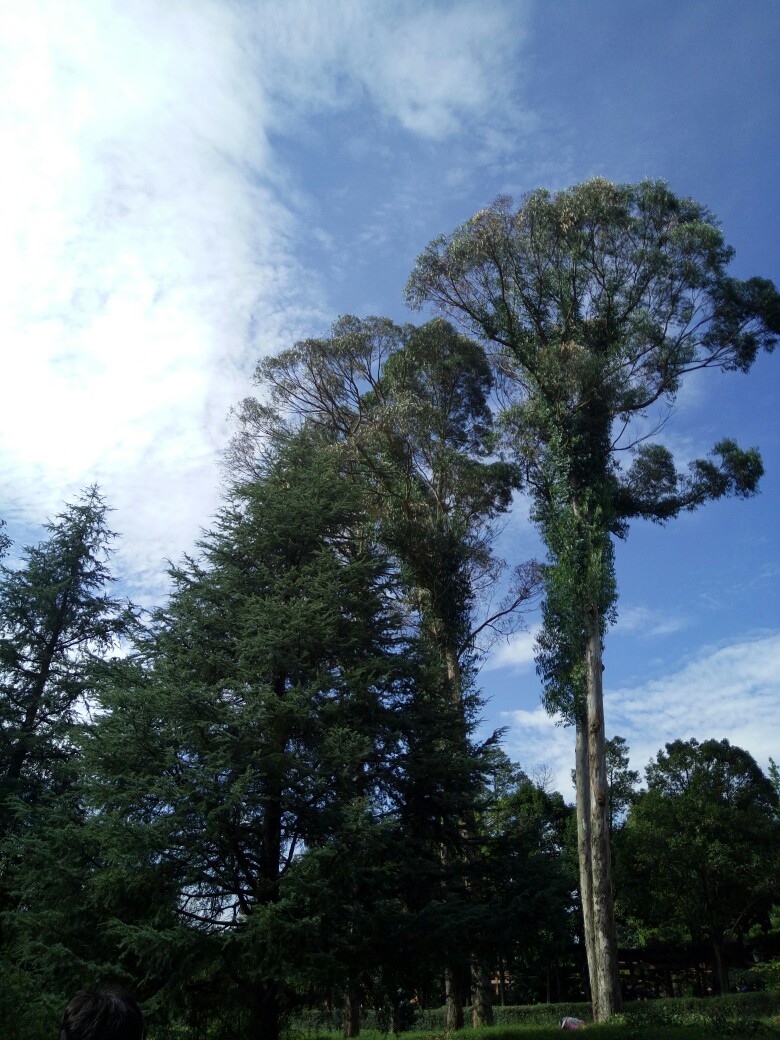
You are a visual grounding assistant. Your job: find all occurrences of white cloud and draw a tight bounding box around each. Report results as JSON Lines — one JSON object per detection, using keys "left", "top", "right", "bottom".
{"left": 613, "top": 606, "right": 688, "bottom": 638}
{"left": 0, "top": 1, "right": 304, "bottom": 595}
{"left": 486, "top": 624, "right": 540, "bottom": 672}
{"left": 501, "top": 632, "right": 780, "bottom": 800}
{"left": 501, "top": 706, "right": 575, "bottom": 798}
{"left": 245, "top": 0, "right": 527, "bottom": 141}
{"left": 0, "top": 0, "right": 531, "bottom": 600}
{"left": 608, "top": 631, "right": 780, "bottom": 778}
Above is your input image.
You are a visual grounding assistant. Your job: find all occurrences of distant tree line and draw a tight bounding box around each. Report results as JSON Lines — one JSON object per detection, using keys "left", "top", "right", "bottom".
{"left": 1, "top": 179, "right": 779, "bottom": 1039}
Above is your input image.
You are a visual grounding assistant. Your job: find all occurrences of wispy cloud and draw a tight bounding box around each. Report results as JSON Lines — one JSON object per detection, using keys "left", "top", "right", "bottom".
{"left": 612, "top": 606, "right": 688, "bottom": 638}
{"left": 249, "top": 0, "right": 528, "bottom": 142}
{"left": 608, "top": 631, "right": 780, "bottom": 776}
{"left": 485, "top": 625, "right": 540, "bottom": 672}
{"left": 0, "top": 0, "right": 531, "bottom": 600}
{"left": 500, "top": 705, "right": 576, "bottom": 797}
{"left": 501, "top": 632, "right": 780, "bottom": 799}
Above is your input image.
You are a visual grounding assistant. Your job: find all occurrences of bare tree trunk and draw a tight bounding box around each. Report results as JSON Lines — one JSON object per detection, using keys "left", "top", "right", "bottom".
{"left": 712, "top": 937, "right": 729, "bottom": 995}
{"left": 443, "top": 641, "right": 493, "bottom": 1030}
{"left": 343, "top": 983, "right": 361, "bottom": 1038}
{"left": 445, "top": 966, "right": 464, "bottom": 1031}
{"left": 575, "top": 717, "right": 599, "bottom": 1020}
{"left": 470, "top": 959, "right": 493, "bottom": 1027}
{"left": 585, "top": 615, "right": 622, "bottom": 1020}
{"left": 439, "top": 837, "right": 465, "bottom": 1032}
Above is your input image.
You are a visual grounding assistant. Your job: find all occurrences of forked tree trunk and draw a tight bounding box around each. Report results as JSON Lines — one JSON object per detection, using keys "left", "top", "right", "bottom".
{"left": 575, "top": 717, "right": 599, "bottom": 1019}
{"left": 585, "top": 614, "right": 622, "bottom": 1020}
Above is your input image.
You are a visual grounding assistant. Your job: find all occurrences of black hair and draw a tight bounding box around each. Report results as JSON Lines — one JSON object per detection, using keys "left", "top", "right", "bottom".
{"left": 57, "top": 986, "right": 144, "bottom": 1040}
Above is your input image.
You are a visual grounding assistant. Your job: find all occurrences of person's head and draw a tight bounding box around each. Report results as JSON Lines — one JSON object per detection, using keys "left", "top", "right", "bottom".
{"left": 57, "top": 986, "right": 144, "bottom": 1040}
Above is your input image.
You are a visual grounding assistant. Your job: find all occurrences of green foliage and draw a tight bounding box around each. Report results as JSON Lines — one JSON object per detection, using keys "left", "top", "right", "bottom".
{"left": 613, "top": 991, "right": 780, "bottom": 1031}
{"left": 605, "top": 736, "right": 640, "bottom": 833}
{"left": 619, "top": 739, "right": 780, "bottom": 983}
{"left": 247, "top": 315, "right": 529, "bottom": 662}
{"left": 744, "top": 960, "right": 780, "bottom": 993}
{"left": 83, "top": 435, "right": 409, "bottom": 1038}
{"left": 0, "top": 486, "right": 133, "bottom": 806}
{"left": 0, "top": 964, "right": 63, "bottom": 1040}
{"left": 406, "top": 176, "right": 779, "bottom": 718}
{"left": 476, "top": 760, "right": 578, "bottom": 1001}
{"left": 0, "top": 488, "right": 138, "bottom": 1038}
{"left": 768, "top": 759, "right": 780, "bottom": 815}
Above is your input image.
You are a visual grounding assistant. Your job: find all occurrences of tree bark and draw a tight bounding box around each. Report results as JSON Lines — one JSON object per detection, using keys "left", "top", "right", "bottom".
{"left": 575, "top": 717, "right": 599, "bottom": 1019}
{"left": 712, "top": 936, "right": 729, "bottom": 995}
{"left": 470, "top": 959, "right": 493, "bottom": 1027}
{"left": 444, "top": 966, "right": 464, "bottom": 1031}
{"left": 343, "top": 982, "right": 361, "bottom": 1038}
{"left": 585, "top": 614, "right": 622, "bottom": 1020}
{"left": 443, "top": 640, "right": 493, "bottom": 1030}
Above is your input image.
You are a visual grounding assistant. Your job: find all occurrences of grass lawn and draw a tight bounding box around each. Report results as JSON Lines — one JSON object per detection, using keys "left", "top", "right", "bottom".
{"left": 293, "top": 1019, "right": 780, "bottom": 1040}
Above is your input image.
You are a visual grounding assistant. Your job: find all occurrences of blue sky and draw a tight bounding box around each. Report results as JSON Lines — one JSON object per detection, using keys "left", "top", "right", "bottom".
{"left": 1, "top": 0, "right": 778, "bottom": 796}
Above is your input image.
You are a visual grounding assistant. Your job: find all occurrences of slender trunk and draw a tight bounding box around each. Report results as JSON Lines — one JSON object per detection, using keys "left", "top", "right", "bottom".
{"left": 498, "top": 960, "right": 506, "bottom": 1006}
{"left": 711, "top": 936, "right": 729, "bottom": 995}
{"left": 246, "top": 675, "right": 287, "bottom": 1040}
{"left": 585, "top": 614, "right": 622, "bottom": 1020}
{"left": 575, "top": 717, "right": 599, "bottom": 1020}
{"left": 440, "top": 836, "right": 464, "bottom": 1032}
{"left": 443, "top": 640, "right": 493, "bottom": 1029}
{"left": 444, "top": 966, "right": 464, "bottom": 1031}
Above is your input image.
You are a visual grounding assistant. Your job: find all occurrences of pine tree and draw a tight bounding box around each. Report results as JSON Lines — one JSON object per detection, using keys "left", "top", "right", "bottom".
{"left": 0, "top": 488, "right": 134, "bottom": 1033}
{"left": 236, "top": 316, "right": 541, "bottom": 1028}
{"left": 0, "top": 487, "right": 131, "bottom": 810}
{"left": 87, "top": 435, "right": 405, "bottom": 1040}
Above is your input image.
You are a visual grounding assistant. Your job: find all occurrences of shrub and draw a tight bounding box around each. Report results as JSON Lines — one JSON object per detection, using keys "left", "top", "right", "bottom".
{"left": 617, "top": 990, "right": 780, "bottom": 1026}
{"left": 736, "top": 956, "right": 780, "bottom": 990}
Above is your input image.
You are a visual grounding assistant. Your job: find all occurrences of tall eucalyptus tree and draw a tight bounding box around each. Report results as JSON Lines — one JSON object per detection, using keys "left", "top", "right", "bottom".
{"left": 406, "top": 178, "right": 780, "bottom": 1019}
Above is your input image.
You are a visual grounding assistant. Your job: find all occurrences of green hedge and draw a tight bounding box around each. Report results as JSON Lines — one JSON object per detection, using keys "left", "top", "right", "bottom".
{"left": 617, "top": 991, "right": 780, "bottom": 1026}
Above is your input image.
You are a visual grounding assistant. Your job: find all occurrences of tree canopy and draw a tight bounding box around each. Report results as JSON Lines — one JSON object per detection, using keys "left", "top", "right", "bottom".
{"left": 620, "top": 738, "right": 780, "bottom": 995}
{"left": 406, "top": 177, "right": 780, "bottom": 1021}
{"left": 1, "top": 179, "right": 778, "bottom": 1039}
